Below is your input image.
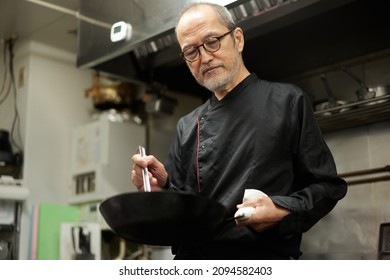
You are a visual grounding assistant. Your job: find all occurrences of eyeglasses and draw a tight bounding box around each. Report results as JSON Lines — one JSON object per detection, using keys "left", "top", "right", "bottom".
{"left": 180, "top": 29, "right": 234, "bottom": 62}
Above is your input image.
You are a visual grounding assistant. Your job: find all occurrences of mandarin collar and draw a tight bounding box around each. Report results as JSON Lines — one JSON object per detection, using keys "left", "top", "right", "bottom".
{"left": 209, "top": 73, "right": 257, "bottom": 107}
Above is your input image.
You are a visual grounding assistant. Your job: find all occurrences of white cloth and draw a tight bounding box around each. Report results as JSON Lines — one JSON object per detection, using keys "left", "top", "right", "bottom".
{"left": 234, "top": 189, "right": 268, "bottom": 220}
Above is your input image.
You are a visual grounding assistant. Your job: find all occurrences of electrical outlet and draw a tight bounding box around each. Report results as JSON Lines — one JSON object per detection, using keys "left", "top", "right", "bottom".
{"left": 18, "top": 67, "right": 25, "bottom": 88}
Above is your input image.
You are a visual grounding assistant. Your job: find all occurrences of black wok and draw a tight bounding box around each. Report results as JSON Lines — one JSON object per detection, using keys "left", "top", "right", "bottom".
{"left": 99, "top": 191, "right": 226, "bottom": 246}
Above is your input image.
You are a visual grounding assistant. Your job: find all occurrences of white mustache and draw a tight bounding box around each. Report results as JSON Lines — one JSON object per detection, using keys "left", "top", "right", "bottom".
{"left": 201, "top": 63, "right": 224, "bottom": 75}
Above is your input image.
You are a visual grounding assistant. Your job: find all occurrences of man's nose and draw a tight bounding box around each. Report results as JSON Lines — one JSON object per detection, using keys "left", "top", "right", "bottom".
{"left": 199, "top": 46, "right": 214, "bottom": 62}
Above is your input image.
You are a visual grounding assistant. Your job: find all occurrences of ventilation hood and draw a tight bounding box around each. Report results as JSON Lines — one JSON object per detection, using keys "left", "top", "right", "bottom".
{"left": 77, "top": 0, "right": 390, "bottom": 98}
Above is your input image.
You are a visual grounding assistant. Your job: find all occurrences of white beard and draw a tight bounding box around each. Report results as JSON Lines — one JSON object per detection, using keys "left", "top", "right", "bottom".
{"left": 198, "top": 55, "right": 241, "bottom": 93}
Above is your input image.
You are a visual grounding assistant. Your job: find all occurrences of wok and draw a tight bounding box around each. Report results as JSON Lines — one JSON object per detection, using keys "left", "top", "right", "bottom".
{"left": 99, "top": 191, "right": 226, "bottom": 246}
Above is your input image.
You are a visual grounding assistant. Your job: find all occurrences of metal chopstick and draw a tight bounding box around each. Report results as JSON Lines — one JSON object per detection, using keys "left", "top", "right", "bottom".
{"left": 139, "top": 145, "right": 151, "bottom": 192}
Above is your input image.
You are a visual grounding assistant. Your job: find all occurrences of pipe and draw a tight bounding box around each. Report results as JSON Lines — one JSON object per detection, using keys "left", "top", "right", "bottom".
{"left": 113, "top": 239, "right": 126, "bottom": 260}
{"left": 345, "top": 175, "right": 390, "bottom": 186}
{"left": 339, "top": 165, "right": 390, "bottom": 178}
{"left": 338, "top": 165, "right": 390, "bottom": 186}
{"left": 25, "top": 0, "right": 111, "bottom": 29}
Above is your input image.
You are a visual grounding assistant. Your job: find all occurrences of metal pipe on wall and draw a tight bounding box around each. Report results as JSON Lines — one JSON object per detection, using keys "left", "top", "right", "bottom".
{"left": 339, "top": 165, "right": 390, "bottom": 186}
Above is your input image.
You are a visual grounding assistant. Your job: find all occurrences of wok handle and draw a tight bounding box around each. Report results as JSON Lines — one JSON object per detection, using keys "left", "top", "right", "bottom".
{"left": 341, "top": 67, "right": 369, "bottom": 90}
{"left": 320, "top": 74, "right": 336, "bottom": 102}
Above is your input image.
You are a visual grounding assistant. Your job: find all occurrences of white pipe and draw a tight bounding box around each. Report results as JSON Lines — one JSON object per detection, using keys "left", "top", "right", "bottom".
{"left": 25, "top": 0, "right": 111, "bottom": 29}
{"left": 113, "top": 239, "right": 126, "bottom": 260}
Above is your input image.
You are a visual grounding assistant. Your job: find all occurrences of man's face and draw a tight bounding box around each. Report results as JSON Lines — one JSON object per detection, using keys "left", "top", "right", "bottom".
{"left": 176, "top": 6, "right": 244, "bottom": 94}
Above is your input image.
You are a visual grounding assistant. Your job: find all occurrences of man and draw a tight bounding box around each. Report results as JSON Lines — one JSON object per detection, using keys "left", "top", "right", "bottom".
{"left": 132, "top": 2, "right": 347, "bottom": 259}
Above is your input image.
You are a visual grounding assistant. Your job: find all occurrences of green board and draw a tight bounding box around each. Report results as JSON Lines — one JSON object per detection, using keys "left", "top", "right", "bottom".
{"left": 36, "top": 203, "right": 79, "bottom": 260}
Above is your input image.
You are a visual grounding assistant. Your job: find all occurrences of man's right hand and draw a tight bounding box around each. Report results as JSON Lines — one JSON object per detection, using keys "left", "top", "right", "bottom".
{"left": 131, "top": 153, "right": 168, "bottom": 192}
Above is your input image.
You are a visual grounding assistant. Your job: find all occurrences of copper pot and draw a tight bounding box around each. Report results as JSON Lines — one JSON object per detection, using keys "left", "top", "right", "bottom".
{"left": 85, "top": 75, "right": 134, "bottom": 110}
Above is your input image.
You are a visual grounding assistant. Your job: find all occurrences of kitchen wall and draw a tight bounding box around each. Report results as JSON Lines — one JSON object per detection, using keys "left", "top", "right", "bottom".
{"left": 0, "top": 40, "right": 94, "bottom": 259}
{"left": 21, "top": 41, "right": 94, "bottom": 204}
{"left": 301, "top": 120, "right": 390, "bottom": 259}
{"left": 295, "top": 55, "right": 390, "bottom": 259}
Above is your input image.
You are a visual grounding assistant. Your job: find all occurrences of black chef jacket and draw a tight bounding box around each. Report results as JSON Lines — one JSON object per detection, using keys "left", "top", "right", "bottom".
{"left": 165, "top": 73, "right": 347, "bottom": 259}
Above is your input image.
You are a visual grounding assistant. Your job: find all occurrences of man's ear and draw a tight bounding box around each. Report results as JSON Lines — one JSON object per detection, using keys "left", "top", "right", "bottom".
{"left": 234, "top": 27, "right": 245, "bottom": 53}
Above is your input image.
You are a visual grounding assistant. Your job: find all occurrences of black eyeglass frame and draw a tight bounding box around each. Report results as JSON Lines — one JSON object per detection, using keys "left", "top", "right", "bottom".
{"left": 180, "top": 29, "right": 235, "bottom": 62}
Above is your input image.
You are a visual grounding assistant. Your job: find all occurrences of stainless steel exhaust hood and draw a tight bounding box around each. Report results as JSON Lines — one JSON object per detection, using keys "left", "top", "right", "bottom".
{"left": 77, "top": 0, "right": 390, "bottom": 98}
{"left": 77, "top": 0, "right": 238, "bottom": 70}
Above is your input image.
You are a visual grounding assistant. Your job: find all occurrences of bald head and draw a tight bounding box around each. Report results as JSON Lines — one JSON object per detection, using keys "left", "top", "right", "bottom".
{"left": 174, "top": 2, "right": 249, "bottom": 99}
{"left": 175, "top": 3, "right": 236, "bottom": 39}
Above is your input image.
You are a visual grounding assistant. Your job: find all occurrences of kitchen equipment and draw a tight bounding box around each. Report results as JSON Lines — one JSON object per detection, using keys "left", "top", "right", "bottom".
{"left": 69, "top": 117, "right": 145, "bottom": 204}
{"left": 71, "top": 226, "right": 95, "bottom": 260}
{"left": 84, "top": 74, "right": 134, "bottom": 110}
{"left": 0, "top": 130, "right": 21, "bottom": 178}
{"left": 315, "top": 74, "right": 349, "bottom": 115}
{"left": 378, "top": 222, "right": 390, "bottom": 260}
{"left": 342, "top": 67, "right": 376, "bottom": 101}
{"left": 99, "top": 191, "right": 226, "bottom": 246}
{"left": 0, "top": 130, "right": 13, "bottom": 164}
{"left": 60, "top": 222, "right": 101, "bottom": 260}
{"left": 368, "top": 84, "right": 390, "bottom": 98}
{"left": 358, "top": 84, "right": 390, "bottom": 106}
{"left": 0, "top": 240, "right": 10, "bottom": 260}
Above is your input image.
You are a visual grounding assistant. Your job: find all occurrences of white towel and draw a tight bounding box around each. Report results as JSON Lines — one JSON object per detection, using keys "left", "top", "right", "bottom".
{"left": 234, "top": 189, "right": 268, "bottom": 220}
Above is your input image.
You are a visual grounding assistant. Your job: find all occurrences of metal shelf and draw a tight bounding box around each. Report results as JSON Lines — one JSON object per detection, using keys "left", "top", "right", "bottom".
{"left": 314, "top": 95, "right": 390, "bottom": 132}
